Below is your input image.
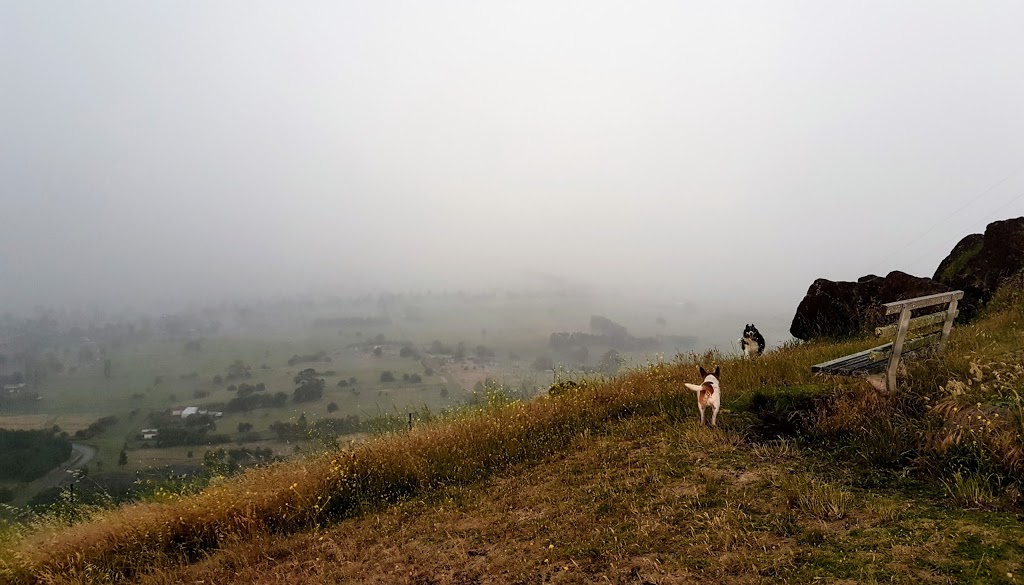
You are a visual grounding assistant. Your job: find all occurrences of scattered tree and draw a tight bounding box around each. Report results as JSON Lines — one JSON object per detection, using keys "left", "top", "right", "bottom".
{"left": 599, "top": 349, "right": 625, "bottom": 374}
{"left": 226, "top": 360, "right": 252, "bottom": 381}
{"left": 532, "top": 356, "right": 554, "bottom": 372}
{"left": 293, "top": 376, "right": 325, "bottom": 403}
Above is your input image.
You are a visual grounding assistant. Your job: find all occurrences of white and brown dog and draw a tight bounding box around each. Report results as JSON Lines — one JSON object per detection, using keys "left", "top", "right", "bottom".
{"left": 684, "top": 366, "right": 721, "bottom": 426}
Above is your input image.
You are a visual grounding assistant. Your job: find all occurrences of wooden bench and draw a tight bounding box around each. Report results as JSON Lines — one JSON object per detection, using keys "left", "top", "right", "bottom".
{"left": 811, "top": 290, "right": 964, "bottom": 391}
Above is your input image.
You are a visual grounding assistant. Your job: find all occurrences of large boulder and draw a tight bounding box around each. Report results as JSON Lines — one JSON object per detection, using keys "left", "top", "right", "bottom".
{"left": 933, "top": 217, "right": 1024, "bottom": 319}
{"left": 790, "top": 271, "right": 951, "bottom": 341}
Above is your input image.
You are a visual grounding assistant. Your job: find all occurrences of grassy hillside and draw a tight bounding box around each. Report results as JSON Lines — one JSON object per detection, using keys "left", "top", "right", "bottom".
{"left": 3, "top": 283, "right": 1024, "bottom": 583}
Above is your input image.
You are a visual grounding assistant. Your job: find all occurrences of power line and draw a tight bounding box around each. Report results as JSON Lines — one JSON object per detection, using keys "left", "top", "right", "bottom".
{"left": 869, "top": 161, "right": 1024, "bottom": 272}
{"left": 904, "top": 186, "right": 1024, "bottom": 274}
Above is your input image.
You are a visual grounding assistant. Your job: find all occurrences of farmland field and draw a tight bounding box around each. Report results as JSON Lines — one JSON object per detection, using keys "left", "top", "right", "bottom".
{"left": 0, "top": 292, "right": 792, "bottom": 507}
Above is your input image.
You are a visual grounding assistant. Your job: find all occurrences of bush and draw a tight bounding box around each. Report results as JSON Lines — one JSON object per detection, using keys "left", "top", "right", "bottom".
{"left": 380, "top": 371, "right": 395, "bottom": 383}
{"left": 293, "top": 379, "right": 325, "bottom": 403}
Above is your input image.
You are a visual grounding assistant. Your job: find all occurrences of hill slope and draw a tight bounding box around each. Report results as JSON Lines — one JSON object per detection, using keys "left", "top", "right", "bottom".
{"left": 4, "top": 282, "right": 1024, "bottom": 583}
{"left": 137, "top": 418, "right": 1024, "bottom": 584}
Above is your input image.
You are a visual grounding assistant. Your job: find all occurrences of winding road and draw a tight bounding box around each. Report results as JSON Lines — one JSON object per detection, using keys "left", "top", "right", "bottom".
{"left": 15, "top": 442, "right": 97, "bottom": 506}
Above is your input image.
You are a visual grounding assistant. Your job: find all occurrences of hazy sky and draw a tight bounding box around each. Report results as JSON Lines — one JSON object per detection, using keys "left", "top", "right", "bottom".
{"left": 3, "top": 1, "right": 1024, "bottom": 313}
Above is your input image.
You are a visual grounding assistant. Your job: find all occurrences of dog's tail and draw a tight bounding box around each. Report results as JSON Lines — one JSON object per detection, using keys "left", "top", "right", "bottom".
{"left": 684, "top": 383, "right": 704, "bottom": 392}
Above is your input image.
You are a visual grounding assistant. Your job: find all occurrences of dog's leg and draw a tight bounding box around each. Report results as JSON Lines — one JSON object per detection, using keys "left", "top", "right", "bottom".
{"left": 711, "top": 405, "right": 718, "bottom": 426}
{"left": 699, "top": 404, "right": 705, "bottom": 425}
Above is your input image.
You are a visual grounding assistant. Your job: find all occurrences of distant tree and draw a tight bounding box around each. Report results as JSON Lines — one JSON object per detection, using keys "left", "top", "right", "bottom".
{"left": 327, "top": 402, "right": 339, "bottom": 413}
{"left": 237, "top": 422, "right": 253, "bottom": 433}
{"left": 409, "top": 373, "right": 422, "bottom": 383}
{"left": 337, "top": 379, "right": 349, "bottom": 387}
{"left": 532, "top": 356, "right": 554, "bottom": 372}
{"left": 399, "top": 345, "right": 419, "bottom": 358}
{"left": 429, "top": 340, "right": 452, "bottom": 355}
{"left": 237, "top": 383, "right": 265, "bottom": 397}
{"left": 402, "top": 373, "right": 410, "bottom": 382}
{"left": 424, "top": 367, "right": 434, "bottom": 376}
{"left": 103, "top": 359, "right": 112, "bottom": 379}
{"left": 193, "top": 389, "right": 209, "bottom": 399}
{"left": 570, "top": 345, "right": 589, "bottom": 364}
{"left": 293, "top": 377, "right": 325, "bottom": 403}
{"left": 118, "top": 449, "right": 128, "bottom": 466}
{"left": 380, "top": 371, "right": 395, "bottom": 383}
{"left": 590, "top": 315, "right": 628, "bottom": 338}
{"left": 293, "top": 368, "right": 319, "bottom": 385}
{"left": 213, "top": 375, "right": 224, "bottom": 385}
{"left": 440, "top": 386, "right": 449, "bottom": 398}
{"left": 226, "top": 360, "right": 251, "bottom": 381}
{"left": 599, "top": 349, "right": 625, "bottom": 374}
{"left": 372, "top": 347, "right": 383, "bottom": 357}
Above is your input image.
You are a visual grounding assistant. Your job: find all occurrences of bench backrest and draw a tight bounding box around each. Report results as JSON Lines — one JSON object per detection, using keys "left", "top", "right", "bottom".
{"left": 876, "top": 290, "right": 963, "bottom": 391}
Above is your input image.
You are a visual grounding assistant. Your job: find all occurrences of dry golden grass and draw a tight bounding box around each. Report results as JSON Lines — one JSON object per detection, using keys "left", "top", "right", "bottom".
{"left": 4, "top": 284, "right": 1024, "bottom": 583}
{"left": 115, "top": 416, "right": 1024, "bottom": 584}
{"left": 1, "top": 333, "right": 870, "bottom": 583}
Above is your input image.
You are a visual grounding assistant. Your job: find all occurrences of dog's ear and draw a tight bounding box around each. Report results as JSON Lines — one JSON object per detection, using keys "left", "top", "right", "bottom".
{"left": 714, "top": 366, "right": 721, "bottom": 379}
{"left": 699, "top": 366, "right": 708, "bottom": 378}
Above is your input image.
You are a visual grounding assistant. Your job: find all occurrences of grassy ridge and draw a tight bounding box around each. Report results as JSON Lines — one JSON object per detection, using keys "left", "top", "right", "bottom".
{"left": 3, "top": 283, "right": 1024, "bottom": 582}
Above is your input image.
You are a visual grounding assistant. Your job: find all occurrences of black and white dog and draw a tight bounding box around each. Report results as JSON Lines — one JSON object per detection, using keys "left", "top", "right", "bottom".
{"left": 739, "top": 324, "right": 766, "bottom": 358}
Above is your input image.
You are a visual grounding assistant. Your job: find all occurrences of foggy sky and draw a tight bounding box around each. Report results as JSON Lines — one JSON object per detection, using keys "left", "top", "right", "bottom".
{"left": 3, "top": 1, "right": 1024, "bottom": 314}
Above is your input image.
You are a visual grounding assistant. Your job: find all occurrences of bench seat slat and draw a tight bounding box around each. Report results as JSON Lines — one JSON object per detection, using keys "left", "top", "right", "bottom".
{"left": 812, "top": 342, "right": 892, "bottom": 373}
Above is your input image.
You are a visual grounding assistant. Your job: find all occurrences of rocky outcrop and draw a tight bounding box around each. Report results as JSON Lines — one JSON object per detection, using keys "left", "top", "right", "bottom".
{"left": 790, "top": 271, "right": 951, "bottom": 341}
{"left": 933, "top": 217, "right": 1024, "bottom": 319}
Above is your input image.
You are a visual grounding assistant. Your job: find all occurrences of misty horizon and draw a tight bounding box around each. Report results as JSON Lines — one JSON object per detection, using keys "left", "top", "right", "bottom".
{"left": 3, "top": 1, "right": 1024, "bottom": 315}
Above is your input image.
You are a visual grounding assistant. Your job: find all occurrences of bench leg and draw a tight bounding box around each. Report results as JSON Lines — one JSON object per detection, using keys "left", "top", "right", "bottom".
{"left": 938, "top": 298, "right": 958, "bottom": 354}
{"left": 886, "top": 306, "right": 912, "bottom": 392}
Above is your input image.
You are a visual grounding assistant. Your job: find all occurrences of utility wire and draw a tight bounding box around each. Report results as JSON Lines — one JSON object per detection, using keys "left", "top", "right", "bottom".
{"left": 869, "top": 161, "right": 1024, "bottom": 273}
{"left": 904, "top": 186, "right": 1024, "bottom": 274}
